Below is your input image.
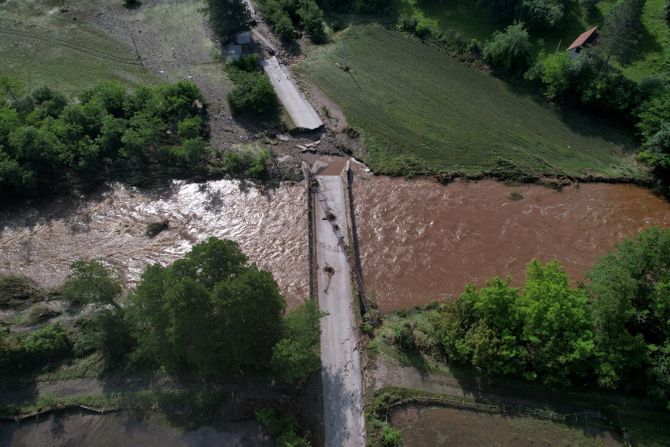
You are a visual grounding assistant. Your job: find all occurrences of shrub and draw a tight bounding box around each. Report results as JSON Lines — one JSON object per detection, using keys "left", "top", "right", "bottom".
{"left": 23, "top": 323, "right": 71, "bottom": 365}
{"left": 222, "top": 148, "right": 274, "bottom": 180}
{"left": 227, "top": 73, "right": 278, "bottom": 116}
{"left": 393, "top": 321, "right": 415, "bottom": 351}
{"left": 60, "top": 260, "right": 122, "bottom": 308}
{"left": 483, "top": 23, "right": 533, "bottom": 75}
{"left": 271, "top": 300, "right": 322, "bottom": 385}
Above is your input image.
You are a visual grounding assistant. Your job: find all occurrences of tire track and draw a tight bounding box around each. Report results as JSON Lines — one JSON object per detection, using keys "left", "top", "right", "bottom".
{"left": 0, "top": 27, "right": 141, "bottom": 66}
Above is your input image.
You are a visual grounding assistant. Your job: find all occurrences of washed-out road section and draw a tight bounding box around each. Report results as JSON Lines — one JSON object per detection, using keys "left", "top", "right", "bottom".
{"left": 314, "top": 174, "right": 365, "bottom": 447}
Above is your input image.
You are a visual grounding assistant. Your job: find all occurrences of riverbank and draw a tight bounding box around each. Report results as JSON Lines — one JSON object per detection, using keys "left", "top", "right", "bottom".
{"left": 365, "top": 309, "right": 670, "bottom": 446}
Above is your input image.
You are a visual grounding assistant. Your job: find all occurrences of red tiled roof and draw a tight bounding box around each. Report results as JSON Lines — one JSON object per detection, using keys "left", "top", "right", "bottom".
{"left": 567, "top": 26, "right": 598, "bottom": 51}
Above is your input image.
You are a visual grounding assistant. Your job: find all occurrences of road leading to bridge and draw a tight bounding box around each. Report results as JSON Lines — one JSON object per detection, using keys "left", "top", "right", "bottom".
{"left": 313, "top": 174, "right": 365, "bottom": 447}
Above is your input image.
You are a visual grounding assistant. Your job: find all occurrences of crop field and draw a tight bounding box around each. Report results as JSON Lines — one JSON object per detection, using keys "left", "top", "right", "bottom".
{"left": 0, "top": 0, "right": 152, "bottom": 95}
{"left": 298, "top": 25, "right": 645, "bottom": 179}
{"left": 391, "top": 405, "right": 624, "bottom": 446}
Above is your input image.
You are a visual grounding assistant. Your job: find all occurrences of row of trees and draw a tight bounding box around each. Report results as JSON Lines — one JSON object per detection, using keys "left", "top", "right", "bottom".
{"left": 0, "top": 238, "right": 322, "bottom": 385}
{"left": 0, "top": 78, "right": 210, "bottom": 204}
{"left": 257, "top": 0, "right": 394, "bottom": 42}
{"left": 257, "top": 0, "right": 327, "bottom": 42}
{"left": 429, "top": 228, "right": 670, "bottom": 407}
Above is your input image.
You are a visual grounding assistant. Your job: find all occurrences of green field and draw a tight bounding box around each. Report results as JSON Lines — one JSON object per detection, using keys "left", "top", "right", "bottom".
{"left": 0, "top": 0, "right": 153, "bottom": 95}
{"left": 399, "top": 0, "right": 669, "bottom": 81}
{"left": 299, "top": 25, "right": 645, "bottom": 179}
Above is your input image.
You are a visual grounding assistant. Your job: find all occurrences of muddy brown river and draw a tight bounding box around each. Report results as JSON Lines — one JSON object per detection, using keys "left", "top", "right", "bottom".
{"left": 0, "top": 180, "right": 308, "bottom": 309}
{"left": 1, "top": 174, "right": 669, "bottom": 314}
{"left": 354, "top": 177, "right": 670, "bottom": 312}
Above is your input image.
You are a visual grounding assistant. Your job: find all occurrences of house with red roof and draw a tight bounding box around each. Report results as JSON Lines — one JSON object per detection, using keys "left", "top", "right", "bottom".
{"left": 567, "top": 26, "right": 599, "bottom": 57}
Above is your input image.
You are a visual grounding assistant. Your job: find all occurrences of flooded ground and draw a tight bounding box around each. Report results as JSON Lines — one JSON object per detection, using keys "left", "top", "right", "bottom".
{"left": 0, "top": 180, "right": 308, "bottom": 309}
{"left": 2, "top": 170, "right": 670, "bottom": 314}
{"left": 390, "top": 405, "right": 623, "bottom": 446}
{"left": 354, "top": 177, "right": 670, "bottom": 312}
{"left": 0, "top": 410, "right": 271, "bottom": 447}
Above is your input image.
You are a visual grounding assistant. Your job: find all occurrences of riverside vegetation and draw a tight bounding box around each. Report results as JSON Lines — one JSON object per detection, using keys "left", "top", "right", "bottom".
{"left": 0, "top": 238, "right": 321, "bottom": 444}
{"left": 371, "top": 228, "right": 670, "bottom": 444}
{"left": 0, "top": 78, "right": 280, "bottom": 205}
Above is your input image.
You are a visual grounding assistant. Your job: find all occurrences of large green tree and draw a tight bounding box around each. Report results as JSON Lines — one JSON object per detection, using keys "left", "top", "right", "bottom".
{"left": 598, "top": 0, "right": 645, "bottom": 64}
{"left": 587, "top": 228, "right": 670, "bottom": 394}
{"left": 437, "top": 260, "right": 595, "bottom": 386}
{"left": 483, "top": 23, "right": 533, "bottom": 75}
{"left": 129, "top": 237, "right": 286, "bottom": 375}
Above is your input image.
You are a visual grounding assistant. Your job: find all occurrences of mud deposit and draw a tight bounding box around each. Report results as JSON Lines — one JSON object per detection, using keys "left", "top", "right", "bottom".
{"left": 0, "top": 411, "right": 270, "bottom": 447}
{"left": 0, "top": 180, "right": 307, "bottom": 308}
{"left": 390, "top": 405, "right": 622, "bottom": 447}
{"left": 355, "top": 178, "right": 670, "bottom": 312}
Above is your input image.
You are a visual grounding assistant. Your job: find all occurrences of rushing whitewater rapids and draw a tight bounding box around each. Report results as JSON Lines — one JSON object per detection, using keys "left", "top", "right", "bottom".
{"left": 0, "top": 180, "right": 308, "bottom": 308}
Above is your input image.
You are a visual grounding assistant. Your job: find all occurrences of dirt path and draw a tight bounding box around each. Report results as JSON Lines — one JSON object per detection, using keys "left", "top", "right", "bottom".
{"left": 314, "top": 175, "right": 365, "bottom": 447}
{"left": 0, "top": 376, "right": 279, "bottom": 407}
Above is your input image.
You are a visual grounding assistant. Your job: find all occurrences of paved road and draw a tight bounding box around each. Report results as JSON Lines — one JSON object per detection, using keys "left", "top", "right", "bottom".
{"left": 314, "top": 175, "right": 365, "bottom": 447}
{"left": 261, "top": 56, "right": 323, "bottom": 131}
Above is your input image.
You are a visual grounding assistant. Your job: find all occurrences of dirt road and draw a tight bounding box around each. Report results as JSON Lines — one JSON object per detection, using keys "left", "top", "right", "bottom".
{"left": 314, "top": 175, "right": 365, "bottom": 447}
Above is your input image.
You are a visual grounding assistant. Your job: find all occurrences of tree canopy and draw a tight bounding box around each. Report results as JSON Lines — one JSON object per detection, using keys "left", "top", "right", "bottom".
{"left": 483, "top": 23, "right": 533, "bottom": 75}
{"left": 128, "top": 237, "right": 286, "bottom": 375}
{"left": 437, "top": 260, "right": 594, "bottom": 386}
{"left": 0, "top": 80, "right": 210, "bottom": 204}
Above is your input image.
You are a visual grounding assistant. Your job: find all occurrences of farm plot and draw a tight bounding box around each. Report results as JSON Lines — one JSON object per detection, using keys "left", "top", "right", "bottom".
{"left": 391, "top": 405, "right": 623, "bottom": 447}
{"left": 298, "top": 25, "right": 645, "bottom": 180}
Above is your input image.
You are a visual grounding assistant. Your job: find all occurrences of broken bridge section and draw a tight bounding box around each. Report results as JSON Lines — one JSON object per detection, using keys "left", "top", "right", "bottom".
{"left": 311, "top": 169, "right": 365, "bottom": 447}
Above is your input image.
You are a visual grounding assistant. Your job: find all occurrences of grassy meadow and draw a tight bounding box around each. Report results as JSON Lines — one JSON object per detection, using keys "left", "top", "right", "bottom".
{"left": 299, "top": 25, "right": 645, "bottom": 179}
{"left": 0, "top": 0, "right": 152, "bottom": 95}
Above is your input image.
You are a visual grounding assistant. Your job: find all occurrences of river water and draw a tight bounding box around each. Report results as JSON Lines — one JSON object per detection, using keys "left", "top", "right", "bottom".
{"left": 0, "top": 180, "right": 308, "bottom": 309}
{"left": 354, "top": 177, "right": 670, "bottom": 312}
{"left": 1, "top": 174, "right": 669, "bottom": 314}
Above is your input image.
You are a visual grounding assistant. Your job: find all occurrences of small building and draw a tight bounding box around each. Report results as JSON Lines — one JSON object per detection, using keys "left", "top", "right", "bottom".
{"left": 225, "top": 44, "right": 242, "bottom": 62}
{"left": 236, "top": 31, "right": 251, "bottom": 45}
{"left": 567, "top": 26, "right": 598, "bottom": 57}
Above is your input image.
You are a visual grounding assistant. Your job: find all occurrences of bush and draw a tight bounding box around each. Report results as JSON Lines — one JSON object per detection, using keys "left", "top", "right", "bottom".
{"left": 222, "top": 148, "right": 274, "bottom": 180}
{"left": 0, "top": 274, "right": 43, "bottom": 309}
{"left": 393, "top": 322, "right": 415, "bottom": 351}
{"left": 380, "top": 422, "right": 402, "bottom": 447}
{"left": 23, "top": 323, "right": 71, "bottom": 366}
{"left": 255, "top": 407, "right": 311, "bottom": 447}
{"left": 517, "top": 0, "right": 566, "bottom": 30}
{"left": 525, "top": 51, "right": 639, "bottom": 118}
{"left": 483, "top": 23, "right": 533, "bottom": 75}
{"left": 60, "top": 260, "right": 122, "bottom": 308}
{"left": 271, "top": 300, "right": 322, "bottom": 385}
{"left": 227, "top": 72, "right": 278, "bottom": 116}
